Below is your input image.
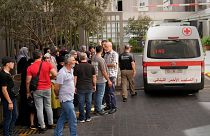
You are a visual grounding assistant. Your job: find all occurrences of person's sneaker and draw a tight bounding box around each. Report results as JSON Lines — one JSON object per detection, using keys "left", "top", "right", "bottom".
{"left": 86, "top": 118, "right": 91, "bottom": 122}
{"left": 103, "top": 107, "right": 110, "bottom": 111}
{"left": 131, "top": 92, "right": 137, "bottom": 97}
{"left": 48, "top": 124, "right": 56, "bottom": 129}
{"left": 39, "top": 127, "right": 47, "bottom": 133}
{"left": 94, "top": 110, "right": 106, "bottom": 115}
{"left": 123, "top": 97, "right": 127, "bottom": 102}
{"left": 78, "top": 120, "right": 85, "bottom": 123}
{"left": 30, "top": 125, "right": 37, "bottom": 130}
{"left": 108, "top": 108, "right": 117, "bottom": 114}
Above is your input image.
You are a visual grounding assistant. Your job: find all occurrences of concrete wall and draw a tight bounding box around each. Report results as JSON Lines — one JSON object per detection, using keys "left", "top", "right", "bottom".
{"left": 121, "top": 0, "right": 194, "bottom": 21}
{"left": 202, "top": 20, "right": 210, "bottom": 36}
{"left": 122, "top": 0, "right": 187, "bottom": 12}
{"left": 205, "top": 51, "right": 210, "bottom": 73}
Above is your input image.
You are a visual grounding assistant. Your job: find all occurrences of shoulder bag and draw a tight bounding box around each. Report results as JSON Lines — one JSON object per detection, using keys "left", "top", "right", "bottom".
{"left": 30, "top": 61, "right": 43, "bottom": 92}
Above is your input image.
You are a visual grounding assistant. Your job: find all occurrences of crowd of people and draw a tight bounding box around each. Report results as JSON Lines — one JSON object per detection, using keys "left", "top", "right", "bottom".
{"left": 0, "top": 40, "right": 137, "bottom": 136}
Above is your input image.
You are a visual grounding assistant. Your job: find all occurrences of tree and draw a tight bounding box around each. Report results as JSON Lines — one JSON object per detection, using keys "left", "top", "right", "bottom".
{"left": 0, "top": 0, "right": 110, "bottom": 49}
{"left": 124, "top": 15, "right": 151, "bottom": 41}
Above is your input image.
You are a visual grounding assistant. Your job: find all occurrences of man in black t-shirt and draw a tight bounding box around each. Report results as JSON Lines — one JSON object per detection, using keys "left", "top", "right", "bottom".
{"left": 0, "top": 56, "right": 17, "bottom": 136}
{"left": 119, "top": 45, "right": 137, "bottom": 102}
{"left": 73, "top": 52, "right": 96, "bottom": 122}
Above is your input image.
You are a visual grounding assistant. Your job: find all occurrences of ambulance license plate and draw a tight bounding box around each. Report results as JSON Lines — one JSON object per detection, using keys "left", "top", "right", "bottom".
{"left": 165, "top": 69, "right": 182, "bottom": 74}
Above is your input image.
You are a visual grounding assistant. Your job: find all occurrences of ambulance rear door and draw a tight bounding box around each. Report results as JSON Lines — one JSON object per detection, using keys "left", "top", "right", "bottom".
{"left": 143, "top": 26, "right": 204, "bottom": 87}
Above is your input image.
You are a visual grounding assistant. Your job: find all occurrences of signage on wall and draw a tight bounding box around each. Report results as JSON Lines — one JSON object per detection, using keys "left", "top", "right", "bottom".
{"left": 138, "top": 0, "right": 149, "bottom": 11}
{"left": 163, "top": 0, "right": 172, "bottom": 11}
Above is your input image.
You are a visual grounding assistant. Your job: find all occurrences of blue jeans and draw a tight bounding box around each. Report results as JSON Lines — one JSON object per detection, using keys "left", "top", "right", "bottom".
{"left": 94, "top": 83, "right": 106, "bottom": 112}
{"left": 54, "top": 100, "right": 77, "bottom": 136}
{"left": 105, "top": 77, "right": 117, "bottom": 109}
{"left": 78, "top": 91, "right": 92, "bottom": 120}
{"left": 33, "top": 89, "right": 53, "bottom": 128}
{"left": 2, "top": 98, "right": 17, "bottom": 136}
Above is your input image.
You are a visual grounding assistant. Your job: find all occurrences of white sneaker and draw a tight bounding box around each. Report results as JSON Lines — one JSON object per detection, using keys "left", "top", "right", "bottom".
{"left": 78, "top": 120, "right": 85, "bottom": 123}
{"left": 86, "top": 118, "right": 91, "bottom": 122}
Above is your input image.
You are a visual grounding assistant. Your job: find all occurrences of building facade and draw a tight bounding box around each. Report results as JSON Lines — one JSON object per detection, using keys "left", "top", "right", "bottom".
{"left": 181, "top": 0, "right": 210, "bottom": 37}
{"left": 89, "top": 0, "right": 210, "bottom": 46}
{"left": 1, "top": 1, "right": 210, "bottom": 60}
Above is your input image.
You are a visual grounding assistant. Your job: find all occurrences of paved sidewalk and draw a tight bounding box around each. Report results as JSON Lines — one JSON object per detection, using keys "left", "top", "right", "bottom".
{"left": 205, "top": 51, "right": 210, "bottom": 78}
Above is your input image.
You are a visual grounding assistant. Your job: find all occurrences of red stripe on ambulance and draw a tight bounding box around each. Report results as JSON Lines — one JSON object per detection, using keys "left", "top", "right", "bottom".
{"left": 143, "top": 61, "right": 203, "bottom": 67}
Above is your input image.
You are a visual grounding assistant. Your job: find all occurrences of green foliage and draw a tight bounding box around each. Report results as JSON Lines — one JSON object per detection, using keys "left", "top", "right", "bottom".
{"left": 132, "top": 46, "right": 143, "bottom": 53}
{"left": 107, "top": 38, "right": 117, "bottom": 51}
{"left": 0, "top": 0, "right": 110, "bottom": 48}
{"left": 124, "top": 15, "right": 151, "bottom": 41}
{"left": 128, "top": 38, "right": 138, "bottom": 47}
{"left": 201, "top": 36, "right": 210, "bottom": 46}
{"left": 107, "top": 38, "right": 112, "bottom": 42}
{"left": 89, "top": 41, "right": 98, "bottom": 47}
{"left": 128, "top": 38, "right": 143, "bottom": 53}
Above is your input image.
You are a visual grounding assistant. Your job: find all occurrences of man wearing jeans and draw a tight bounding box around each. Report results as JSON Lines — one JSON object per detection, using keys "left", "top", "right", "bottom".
{"left": 0, "top": 57, "right": 17, "bottom": 136}
{"left": 74, "top": 53, "right": 96, "bottom": 122}
{"left": 104, "top": 42, "right": 119, "bottom": 114}
{"left": 26, "top": 50, "right": 57, "bottom": 132}
{"left": 54, "top": 55, "right": 77, "bottom": 136}
{"left": 92, "top": 46, "right": 112, "bottom": 115}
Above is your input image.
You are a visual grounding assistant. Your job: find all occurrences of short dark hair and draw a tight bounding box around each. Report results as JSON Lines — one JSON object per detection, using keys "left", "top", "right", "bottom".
{"left": 96, "top": 46, "right": 103, "bottom": 53}
{"left": 33, "top": 50, "right": 42, "bottom": 60}
{"left": 101, "top": 40, "right": 107, "bottom": 44}
{"left": 44, "top": 47, "right": 50, "bottom": 54}
{"left": 1, "top": 56, "right": 15, "bottom": 66}
{"left": 89, "top": 45, "right": 94, "bottom": 51}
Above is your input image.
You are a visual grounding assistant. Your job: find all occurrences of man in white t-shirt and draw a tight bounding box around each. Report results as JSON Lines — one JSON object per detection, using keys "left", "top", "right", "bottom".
{"left": 54, "top": 55, "right": 77, "bottom": 136}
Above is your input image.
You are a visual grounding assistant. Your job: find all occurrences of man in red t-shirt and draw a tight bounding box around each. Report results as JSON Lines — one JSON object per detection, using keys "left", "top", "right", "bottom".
{"left": 26, "top": 50, "right": 57, "bottom": 133}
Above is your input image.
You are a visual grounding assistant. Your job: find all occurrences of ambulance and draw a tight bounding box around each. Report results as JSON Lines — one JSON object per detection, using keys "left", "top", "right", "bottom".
{"left": 143, "top": 25, "right": 204, "bottom": 93}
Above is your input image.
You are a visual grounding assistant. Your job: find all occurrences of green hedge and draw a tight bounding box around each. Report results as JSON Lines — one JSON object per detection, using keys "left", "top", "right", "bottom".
{"left": 132, "top": 46, "right": 143, "bottom": 53}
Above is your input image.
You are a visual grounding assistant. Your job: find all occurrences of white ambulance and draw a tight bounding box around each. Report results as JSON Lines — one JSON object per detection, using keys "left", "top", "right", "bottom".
{"left": 143, "top": 25, "right": 204, "bottom": 93}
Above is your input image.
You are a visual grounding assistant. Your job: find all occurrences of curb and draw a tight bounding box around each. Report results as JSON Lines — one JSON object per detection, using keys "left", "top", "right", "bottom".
{"left": 205, "top": 72, "right": 210, "bottom": 78}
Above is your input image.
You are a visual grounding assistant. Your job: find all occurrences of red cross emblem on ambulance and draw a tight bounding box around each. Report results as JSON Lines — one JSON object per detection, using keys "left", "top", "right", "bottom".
{"left": 182, "top": 27, "right": 192, "bottom": 36}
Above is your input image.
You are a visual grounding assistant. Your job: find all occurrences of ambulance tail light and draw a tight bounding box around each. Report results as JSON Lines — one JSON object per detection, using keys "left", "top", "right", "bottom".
{"left": 201, "top": 61, "right": 204, "bottom": 75}
{"left": 143, "top": 62, "right": 147, "bottom": 77}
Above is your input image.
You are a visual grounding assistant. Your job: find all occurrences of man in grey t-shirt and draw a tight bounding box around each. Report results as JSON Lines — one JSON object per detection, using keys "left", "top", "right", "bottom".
{"left": 92, "top": 46, "right": 112, "bottom": 115}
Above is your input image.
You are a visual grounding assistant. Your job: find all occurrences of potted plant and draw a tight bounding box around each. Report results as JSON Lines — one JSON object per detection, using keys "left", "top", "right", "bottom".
{"left": 201, "top": 36, "right": 210, "bottom": 50}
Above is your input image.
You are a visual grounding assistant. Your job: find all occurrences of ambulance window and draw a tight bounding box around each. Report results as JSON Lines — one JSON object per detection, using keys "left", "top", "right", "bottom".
{"left": 147, "top": 39, "right": 200, "bottom": 59}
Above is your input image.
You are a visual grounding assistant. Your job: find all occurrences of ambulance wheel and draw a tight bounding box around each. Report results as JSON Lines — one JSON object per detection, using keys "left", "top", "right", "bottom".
{"left": 192, "top": 90, "right": 199, "bottom": 93}
{"left": 188, "top": 90, "right": 199, "bottom": 94}
{"left": 144, "top": 88, "right": 151, "bottom": 94}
